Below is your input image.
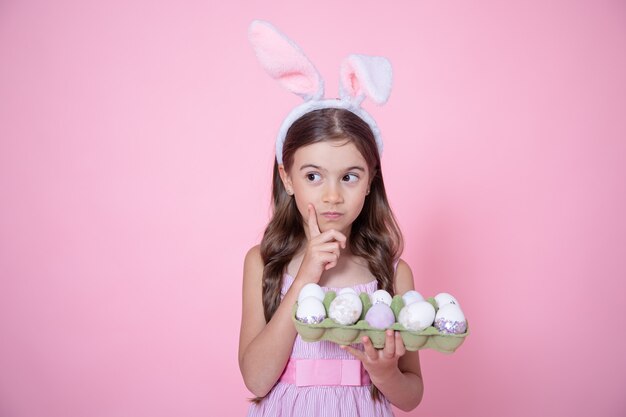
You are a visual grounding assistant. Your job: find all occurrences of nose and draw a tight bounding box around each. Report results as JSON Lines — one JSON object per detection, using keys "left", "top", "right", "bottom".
{"left": 323, "top": 181, "right": 343, "bottom": 204}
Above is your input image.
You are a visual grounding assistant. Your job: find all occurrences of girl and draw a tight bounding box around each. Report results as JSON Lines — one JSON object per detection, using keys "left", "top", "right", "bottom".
{"left": 240, "top": 21, "right": 424, "bottom": 416}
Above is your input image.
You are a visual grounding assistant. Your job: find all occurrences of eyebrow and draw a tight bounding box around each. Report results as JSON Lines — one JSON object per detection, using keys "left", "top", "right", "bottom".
{"left": 299, "top": 164, "right": 366, "bottom": 172}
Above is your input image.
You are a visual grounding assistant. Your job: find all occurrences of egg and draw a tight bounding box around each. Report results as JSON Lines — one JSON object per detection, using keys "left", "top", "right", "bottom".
{"left": 338, "top": 287, "right": 358, "bottom": 296}
{"left": 398, "top": 300, "right": 436, "bottom": 332}
{"left": 434, "top": 304, "right": 467, "bottom": 334}
{"left": 370, "top": 289, "right": 392, "bottom": 306}
{"left": 296, "top": 296, "right": 327, "bottom": 324}
{"left": 434, "top": 292, "right": 460, "bottom": 309}
{"left": 328, "top": 293, "right": 362, "bottom": 325}
{"left": 364, "top": 303, "right": 395, "bottom": 329}
{"left": 298, "top": 283, "right": 325, "bottom": 304}
{"left": 402, "top": 290, "right": 424, "bottom": 306}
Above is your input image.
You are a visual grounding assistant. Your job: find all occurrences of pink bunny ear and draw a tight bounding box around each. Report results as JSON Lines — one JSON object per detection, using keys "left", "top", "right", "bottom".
{"left": 248, "top": 20, "right": 324, "bottom": 101}
{"left": 339, "top": 54, "right": 392, "bottom": 105}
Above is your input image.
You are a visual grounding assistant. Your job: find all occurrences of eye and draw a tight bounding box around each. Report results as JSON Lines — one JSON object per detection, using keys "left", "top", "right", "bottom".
{"left": 342, "top": 173, "right": 359, "bottom": 183}
{"left": 306, "top": 172, "right": 322, "bottom": 183}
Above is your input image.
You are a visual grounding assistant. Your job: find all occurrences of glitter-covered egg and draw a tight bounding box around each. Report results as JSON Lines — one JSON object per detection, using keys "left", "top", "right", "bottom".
{"left": 364, "top": 303, "right": 396, "bottom": 329}
{"left": 296, "top": 296, "right": 326, "bottom": 324}
{"left": 398, "top": 300, "right": 436, "bottom": 332}
{"left": 402, "top": 290, "right": 424, "bottom": 306}
{"left": 434, "top": 304, "right": 467, "bottom": 334}
{"left": 370, "top": 289, "right": 392, "bottom": 306}
{"left": 328, "top": 293, "right": 362, "bottom": 325}
{"left": 298, "top": 283, "right": 325, "bottom": 304}
{"left": 434, "top": 292, "right": 460, "bottom": 309}
{"left": 338, "top": 287, "right": 358, "bottom": 296}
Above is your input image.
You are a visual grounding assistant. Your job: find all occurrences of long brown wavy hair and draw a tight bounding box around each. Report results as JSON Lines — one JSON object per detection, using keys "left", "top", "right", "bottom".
{"left": 253, "top": 108, "right": 404, "bottom": 402}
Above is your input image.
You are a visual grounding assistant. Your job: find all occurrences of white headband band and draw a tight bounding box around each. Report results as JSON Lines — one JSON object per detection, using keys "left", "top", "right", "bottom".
{"left": 248, "top": 20, "right": 393, "bottom": 165}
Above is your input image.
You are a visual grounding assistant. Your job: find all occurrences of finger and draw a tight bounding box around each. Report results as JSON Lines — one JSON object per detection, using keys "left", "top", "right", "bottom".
{"left": 316, "top": 251, "right": 339, "bottom": 265}
{"left": 309, "top": 224, "right": 348, "bottom": 249}
{"left": 323, "top": 258, "right": 338, "bottom": 270}
{"left": 362, "top": 336, "right": 378, "bottom": 361}
{"left": 314, "top": 241, "right": 341, "bottom": 256}
{"left": 382, "top": 330, "right": 395, "bottom": 359}
{"left": 314, "top": 229, "right": 347, "bottom": 250}
{"left": 340, "top": 345, "right": 365, "bottom": 362}
{"left": 395, "top": 331, "right": 406, "bottom": 357}
{"left": 314, "top": 252, "right": 338, "bottom": 271}
{"left": 322, "top": 229, "right": 347, "bottom": 249}
{"left": 331, "top": 230, "right": 347, "bottom": 249}
{"left": 307, "top": 204, "right": 321, "bottom": 239}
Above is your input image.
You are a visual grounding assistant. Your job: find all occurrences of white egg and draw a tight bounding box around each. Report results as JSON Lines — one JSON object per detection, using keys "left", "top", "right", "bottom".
{"left": 298, "top": 283, "right": 325, "bottom": 303}
{"left": 296, "top": 296, "right": 326, "bottom": 324}
{"left": 402, "top": 290, "right": 424, "bottom": 306}
{"left": 338, "top": 287, "right": 358, "bottom": 296}
{"left": 434, "top": 304, "right": 467, "bottom": 334}
{"left": 434, "top": 292, "right": 460, "bottom": 309}
{"left": 370, "top": 289, "right": 392, "bottom": 306}
{"left": 329, "top": 293, "right": 362, "bottom": 325}
{"left": 398, "top": 300, "right": 436, "bottom": 332}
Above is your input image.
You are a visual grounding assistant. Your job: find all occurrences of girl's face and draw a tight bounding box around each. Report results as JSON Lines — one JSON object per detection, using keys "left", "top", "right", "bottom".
{"left": 279, "top": 139, "right": 371, "bottom": 238}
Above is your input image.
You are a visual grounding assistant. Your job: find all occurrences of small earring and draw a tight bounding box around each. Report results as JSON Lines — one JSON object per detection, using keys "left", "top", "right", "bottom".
{"left": 286, "top": 189, "right": 293, "bottom": 195}
{"left": 366, "top": 189, "right": 370, "bottom": 195}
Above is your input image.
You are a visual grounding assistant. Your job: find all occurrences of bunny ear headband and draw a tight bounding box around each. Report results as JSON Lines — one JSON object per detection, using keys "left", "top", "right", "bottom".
{"left": 248, "top": 20, "right": 393, "bottom": 164}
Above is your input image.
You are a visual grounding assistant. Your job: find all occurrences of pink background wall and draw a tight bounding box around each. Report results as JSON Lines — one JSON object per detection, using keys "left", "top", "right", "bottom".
{"left": 1, "top": 1, "right": 625, "bottom": 416}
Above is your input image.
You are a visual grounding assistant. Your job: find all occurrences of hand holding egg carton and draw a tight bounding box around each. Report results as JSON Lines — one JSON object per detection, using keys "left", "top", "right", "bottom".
{"left": 294, "top": 283, "right": 469, "bottom": 353}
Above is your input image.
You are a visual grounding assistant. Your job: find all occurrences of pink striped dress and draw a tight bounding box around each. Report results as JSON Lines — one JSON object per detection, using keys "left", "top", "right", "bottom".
{"left": 246, "top": 274, "right": 394, "bottom": 417}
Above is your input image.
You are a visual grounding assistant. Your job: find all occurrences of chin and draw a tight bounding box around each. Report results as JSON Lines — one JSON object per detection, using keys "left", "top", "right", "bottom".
{"left": 320, "top": 223, "right": 349, "bottom": 235}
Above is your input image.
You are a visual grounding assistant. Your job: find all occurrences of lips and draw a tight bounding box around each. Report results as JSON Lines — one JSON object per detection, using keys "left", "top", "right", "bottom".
{"left": 321, "top": 211, "right": 343, "bottom": 220}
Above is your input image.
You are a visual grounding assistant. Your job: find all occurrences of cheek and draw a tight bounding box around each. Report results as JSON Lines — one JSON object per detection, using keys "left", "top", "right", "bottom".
{"left": 292, "top": 194, "right": 311, "bottom": 219}
{"left": 347, "top": 191, "right": 367, "bottom": 215}
{"left": 354, "top": 199, "right": 367, "bottom": 216}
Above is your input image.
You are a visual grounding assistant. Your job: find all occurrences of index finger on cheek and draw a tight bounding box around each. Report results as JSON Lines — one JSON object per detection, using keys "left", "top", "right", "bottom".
{"left": 307, "top": 204, "right": 321, "bottom": 238}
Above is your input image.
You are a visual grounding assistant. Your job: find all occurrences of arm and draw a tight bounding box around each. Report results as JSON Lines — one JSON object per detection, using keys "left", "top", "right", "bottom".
{"left": 341, "top": 259, "right": 424, "bottom": 411}
{"left": 237, "top": 245, "right": 304, "bottom": 397}
{"left": 238, "top": 207, "right": 347, "bottom": 397}
{"left": 372, "top": 259, "right": 424, "bottom": 411}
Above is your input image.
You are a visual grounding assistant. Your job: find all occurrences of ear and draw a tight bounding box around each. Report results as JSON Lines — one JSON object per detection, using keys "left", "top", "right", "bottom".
{"left": 339, "top": 54, "right": 392, "bottom": 105}
{"left": 278, "top": 164, "right": 293, "bottom": 193}
{"left": 248, "top": 20, "right": 324, "bottom": 101}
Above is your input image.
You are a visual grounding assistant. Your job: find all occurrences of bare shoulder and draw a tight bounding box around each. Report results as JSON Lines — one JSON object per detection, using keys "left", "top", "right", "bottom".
{"left": 243, "top": 245, "right": 264, "bottom": 281}
{"left": 245, "top": 244, "right": 262, "bottom": 262}
{"left": 242, "top": 245, "right": 264, "bottom": 295}
{"left": 393, "top": 258, "right": 415, "bottom": 295}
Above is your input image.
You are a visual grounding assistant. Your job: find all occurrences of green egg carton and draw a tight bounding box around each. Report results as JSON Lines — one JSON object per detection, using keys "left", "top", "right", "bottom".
{"left": 293, "top": 291, "right": 469, "bottom": 354}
